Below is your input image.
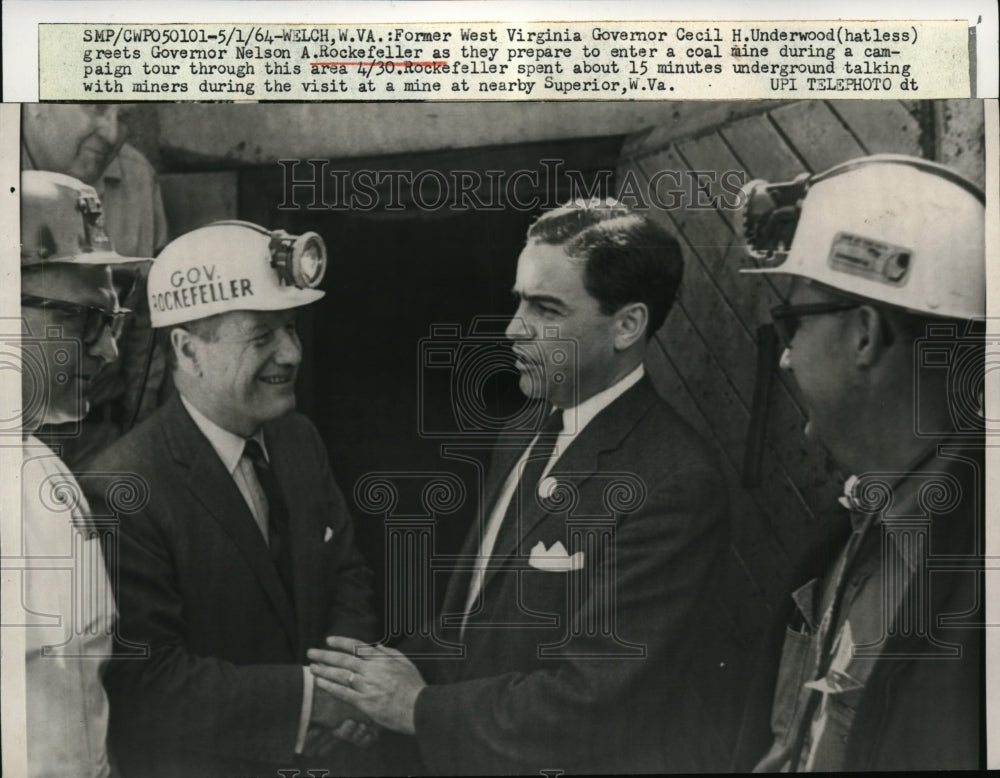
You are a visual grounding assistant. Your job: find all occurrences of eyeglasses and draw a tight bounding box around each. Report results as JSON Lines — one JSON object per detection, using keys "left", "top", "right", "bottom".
{"left": 769, "top": 302, "right": 861, "bottom": 349}
{"left": 21, "top": 294, "right": 132, "bottom": 345}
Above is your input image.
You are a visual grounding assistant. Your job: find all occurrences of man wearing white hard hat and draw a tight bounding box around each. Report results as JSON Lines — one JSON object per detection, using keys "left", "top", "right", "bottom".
{"left": 732, "top": 155, "right": 985, "bottom": 771}
{"left": 16, "top": 170, "right": 138, "bottom": 777}
{"left": 23, "top": 104, "right": 170, "bottom": 470}
{"left": 84, "top": 221, "right": 378, "bottom": 777}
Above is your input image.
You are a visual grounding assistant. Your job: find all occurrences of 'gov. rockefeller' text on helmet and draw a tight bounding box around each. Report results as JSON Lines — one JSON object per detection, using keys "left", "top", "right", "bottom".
{"left": 148, "top": 220, "right": 327, "bottom": 327}
{"left": 740, "top": 154, "right": 985, "bottom": 320}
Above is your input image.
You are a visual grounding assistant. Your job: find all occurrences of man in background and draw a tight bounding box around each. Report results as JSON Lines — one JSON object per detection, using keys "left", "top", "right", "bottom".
{"left": 17, "top": 170, "right": 139, "bottom": 776}
{"left": 22, "top": 103, "right": 169, "bottom": 468}
{"left": 734, "top": 155, "right": 985, "bottom": 771}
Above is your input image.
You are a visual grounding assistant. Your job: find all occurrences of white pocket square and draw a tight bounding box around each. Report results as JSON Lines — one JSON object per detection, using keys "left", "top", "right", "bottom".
{"left": 528, "top": 540, "right": 584, "bottom": 572}
{"left": 323, "top": 526, "right": 334, "bottom": 543}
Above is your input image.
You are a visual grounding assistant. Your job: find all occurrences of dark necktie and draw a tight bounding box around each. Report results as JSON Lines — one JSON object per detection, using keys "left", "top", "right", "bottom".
{"left": 499, "top": 408, "right": 565, "bottom": 542}
{"left": 243, "top": 438, "right": 295, "bottom": 603}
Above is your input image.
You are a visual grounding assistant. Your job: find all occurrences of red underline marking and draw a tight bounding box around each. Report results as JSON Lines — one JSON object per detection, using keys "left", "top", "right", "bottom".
{"left": 309, "top": 61, "right": 450, "bottom": 67}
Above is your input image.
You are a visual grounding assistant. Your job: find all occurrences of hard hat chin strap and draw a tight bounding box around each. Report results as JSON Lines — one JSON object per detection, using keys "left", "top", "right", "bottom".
{"left": 742, "top": 323, "right": 780, "bottom": 488}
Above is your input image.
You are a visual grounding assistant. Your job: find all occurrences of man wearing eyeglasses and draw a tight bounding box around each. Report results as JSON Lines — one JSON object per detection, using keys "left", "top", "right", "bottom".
{"left": 82, "top": 221, "right": 378, "bottom": 778}
{"left": 22, "top": 104, "right": 169, "bottom": 469}
{"left": 16, "top": 171, "right": 139, "bottom": 777}
{"left": 733, "top": 155, "right": 986, "bottom": 771}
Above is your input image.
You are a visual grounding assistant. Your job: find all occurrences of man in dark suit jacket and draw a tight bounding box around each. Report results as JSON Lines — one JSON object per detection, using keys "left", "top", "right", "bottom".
{"left": 309, "top": 200, "right": 731, "bottom": 773}
{"left": 85, "top": 222, "right": 378, "bottom": 778}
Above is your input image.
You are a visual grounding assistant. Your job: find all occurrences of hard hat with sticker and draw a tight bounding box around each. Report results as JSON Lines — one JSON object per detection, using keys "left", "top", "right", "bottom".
{"left": 20, "top": 170, "right": 145, "bottom": 267}
{"left": 740, "top": 154, "right": 984, "bottom": 320}
{"left": 148, "top": 220, "right": 327, "bottom": 328}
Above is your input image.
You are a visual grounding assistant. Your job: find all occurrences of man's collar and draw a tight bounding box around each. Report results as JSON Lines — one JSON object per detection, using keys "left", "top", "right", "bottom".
{"left": 559, "top": 364, "right": 645, "bottom": 437}
{"left": 838, "top": 438, "right": 950, "bottom": 522}
{"left": 838, "top": 438, "right": 963, "bottom": 573}
{"left": 98, "top": 151, "right": 124, "bottom": 187}
{"left": 179, "top": 394, "right": 267, "bottom": 474}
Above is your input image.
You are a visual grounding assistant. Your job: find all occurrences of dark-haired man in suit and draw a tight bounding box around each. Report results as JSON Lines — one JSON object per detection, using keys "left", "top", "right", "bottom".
{"left": 310, "top": 200, "right": 732, "bottom": 774}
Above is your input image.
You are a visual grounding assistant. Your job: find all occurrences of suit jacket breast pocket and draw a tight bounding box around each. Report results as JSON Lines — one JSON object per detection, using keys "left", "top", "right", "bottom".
{"left": 770, "top": 626, "right": 813, "bottom": 742}
{"left": 519, "top": 560, "right": 588, "bottom": 629}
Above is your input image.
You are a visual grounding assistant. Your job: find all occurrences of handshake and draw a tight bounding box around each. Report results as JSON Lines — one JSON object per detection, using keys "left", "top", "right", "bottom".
{"left": 305, "top": 682, "right": 378, "bottom": 756}
{"left": 304, "top": 635, "right": 428, "bottom": 755}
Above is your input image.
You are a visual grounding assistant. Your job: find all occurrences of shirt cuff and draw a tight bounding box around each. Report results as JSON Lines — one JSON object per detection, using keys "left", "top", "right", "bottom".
{"left": 294, "top": 666, "right": 315, "bottom": 754}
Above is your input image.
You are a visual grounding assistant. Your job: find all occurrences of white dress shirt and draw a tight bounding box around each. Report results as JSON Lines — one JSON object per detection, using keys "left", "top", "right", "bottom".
{"left": 22, "top": 436, "right": 114, "bottom": 778}
{"left": 179, "top": 395, "right": 314, "bottom": 752}
{"left": 180, "top": 396, "right": 271, "bottom": 541}
{"left": 462, "top": 364, "right": 645, "bottom": 629}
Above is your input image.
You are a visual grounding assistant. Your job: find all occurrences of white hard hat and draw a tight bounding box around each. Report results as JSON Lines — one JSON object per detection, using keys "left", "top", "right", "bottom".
{"left": 740, "top": 155, "right": 985, "bottom": 319}
{"left": 148, "top": 220, "right": 327, "bottom": 327}
{"left": 21, "top": 170, "right": 141, "bottom": 267}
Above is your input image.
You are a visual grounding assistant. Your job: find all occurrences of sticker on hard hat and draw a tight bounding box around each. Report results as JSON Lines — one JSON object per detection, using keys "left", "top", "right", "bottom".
{"left": 827, "top": 232, "right": 912, "bottom": 286}
{"left": 150, "top": 263, "right": 254, "bottom": 315}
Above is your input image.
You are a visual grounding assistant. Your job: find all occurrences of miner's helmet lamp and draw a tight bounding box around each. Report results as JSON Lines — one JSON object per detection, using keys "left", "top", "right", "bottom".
{"left": 269, "top": 227, "right": 327, "bottom": 288}
{"left": 739, "top": 154, "right": 985, "bottom": 320}
{"left": 148, "top": 220, "right": 327, "bottom": 328}
{"left": 20, "top": 170, "right": 145, "bottom": 267}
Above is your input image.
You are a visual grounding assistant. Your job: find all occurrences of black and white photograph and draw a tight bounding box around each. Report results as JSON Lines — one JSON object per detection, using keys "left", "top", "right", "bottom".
{"left": 1, "top": 4, "right": 997, "bottom": 776}
{"left": 4, "top": 95, "right": 990, "bottom": 776}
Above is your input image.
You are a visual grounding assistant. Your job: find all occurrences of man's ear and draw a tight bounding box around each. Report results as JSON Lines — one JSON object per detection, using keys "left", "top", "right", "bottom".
{"left": 854, "top": 305, "right": 890, "bottom": 368}
{"left": 170, "top": 327, "right": 201, "bottom": 377}
{"left": 614, "top": 302, "right": 649, "bottom": 350}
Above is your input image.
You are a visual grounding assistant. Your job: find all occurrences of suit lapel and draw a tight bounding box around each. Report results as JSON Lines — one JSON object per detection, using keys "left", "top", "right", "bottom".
{"left": 440, "top": 440, "right": 528, "bottom": 618}
{"left": 482, "top": 377, "right": 659, "bottom": 589}
{"left": 267, "top": 419, "right": 322, "bottom": 657}
{"left": 481, "top": 441, "right": 529, "bottom": 528}
{"left": 163, "top": 395, "right": 298, "bottom": 650}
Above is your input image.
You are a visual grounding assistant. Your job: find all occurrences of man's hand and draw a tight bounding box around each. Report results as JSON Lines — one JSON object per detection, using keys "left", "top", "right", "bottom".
{"left": 332, "top": 719, "right": 378, "bottom": 749}
{"left": 308, "top": 636, "right": 426, "bottom": 735}
{"left": 302, "top": 720, "right": 378, "bottom": 757}
{"left": 308, "top": 685, "right": 379, "bottom": 752}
